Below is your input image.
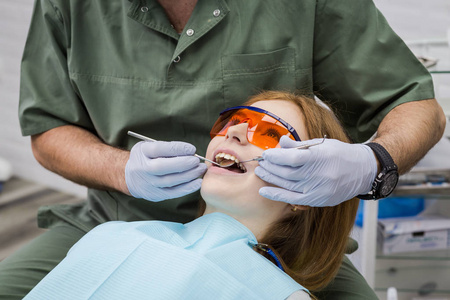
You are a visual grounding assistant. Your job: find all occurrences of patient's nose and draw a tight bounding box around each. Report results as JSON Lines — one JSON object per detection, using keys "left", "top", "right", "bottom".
{"left": 226, "top": 123, "right": 249, "bottom": 145}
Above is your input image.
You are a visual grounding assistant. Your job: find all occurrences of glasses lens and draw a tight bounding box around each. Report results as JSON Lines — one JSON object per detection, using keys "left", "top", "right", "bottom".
{"left": 210, "top": 108, "right": 295, "bottom": 149}
{"left": 210, "top": 110, "right": 239, "bottom": 138}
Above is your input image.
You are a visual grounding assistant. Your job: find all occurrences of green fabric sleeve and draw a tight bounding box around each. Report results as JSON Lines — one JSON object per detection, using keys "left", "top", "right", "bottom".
{"left": 19, "top": 0, "right": 94, "bottom": 136}
{"left": 313, "top": 0, "right": 435, "bottom": 142}
{"left": 315, "top": 256, "right": 378, "bottom": 299}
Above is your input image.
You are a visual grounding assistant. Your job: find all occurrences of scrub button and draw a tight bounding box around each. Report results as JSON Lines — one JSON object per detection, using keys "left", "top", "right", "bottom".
{"left": 213, "top": 9, "right": 221, "bottom": 17}
{"left": 186, "top": 29, "right": 195, "bottom": 36}
{"left": 140, "top": 6, "right": 149, "bottom": 12}
{"left": 173, "top": 56, "right": 181, "bottom": 63}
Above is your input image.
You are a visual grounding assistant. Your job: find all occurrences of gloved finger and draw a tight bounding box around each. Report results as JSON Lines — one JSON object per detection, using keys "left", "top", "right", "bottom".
{"left": 254, "top": 166, "right": 303, "bottom": 192}
{"left": 279, "top": 135, "right": 305, "bottom": 148}
{"left": 260, "top": 186, "right": 325, "bottom": 207}
{"left": 261, "top": 148, "right": 312, "bottom": 167}
{"left": 147, "top": 178, "right": 202, "bottom": 202}
{"left": 140, "top": 141, "right": 196, "bottom": 158}
{"left": 153, "top": 164, "right": 207, "bottom": 188}
{"left": 283, "top": 189, "right": 335, "bottom": 207}
{"left": 279, "top": 135, "right": 326, "bottom": 148}
{"left": 258, "top": 160, "right": 307, "bottom": 181}
{"left": 146, "top": 156, "right": 201, "bottom": 175}
{"left": 151, "top": 178, "right": 203, "bottom": 202}
{"left": 258, "top": 186, "right": 304, "bottom": 205}
{"left": 260, "top": 186, "right": 331, "bottom": 207}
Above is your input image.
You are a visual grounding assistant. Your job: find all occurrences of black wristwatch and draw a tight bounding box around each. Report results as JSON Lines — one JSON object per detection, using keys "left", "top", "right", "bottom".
{"left": 358, "top": 142, "right": 399, "bottom": 200}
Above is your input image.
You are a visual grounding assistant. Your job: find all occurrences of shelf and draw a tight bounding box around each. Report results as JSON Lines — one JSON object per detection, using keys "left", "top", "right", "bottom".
{"left": 377, "top": 248, "right": 450, "bottom": 261}
{"left": 429, "top": 64, "right": 450, "bottom": 74}
{"left": 407, "top": 41, "right": 450, "bottom": 73}
{"left": 397, "top": 168, "right": 450, "bottom": 179}
{"left": 375, "top": 262, "right": 450, "bottom": 294}
{"left": 393, "top": 168, "right": 450, "bottom": 197}
{"left": 431, "top": 70, "right": 450, "bottom": 74}
{"left": 393, "top": 184, "right": 450, "bottom": 197}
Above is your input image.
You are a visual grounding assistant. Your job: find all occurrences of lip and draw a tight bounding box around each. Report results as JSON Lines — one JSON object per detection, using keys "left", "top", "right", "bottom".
{"left": 208, "top": 164, "right": 248, "bottom": 175}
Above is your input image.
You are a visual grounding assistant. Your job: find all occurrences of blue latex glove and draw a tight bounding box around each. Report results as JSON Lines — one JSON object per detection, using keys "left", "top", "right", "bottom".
{"left": 255, "top": 136, "right": 378, "bottom": 207}
{"left": 125, "top": 141, "right": 207, "bottom": 202}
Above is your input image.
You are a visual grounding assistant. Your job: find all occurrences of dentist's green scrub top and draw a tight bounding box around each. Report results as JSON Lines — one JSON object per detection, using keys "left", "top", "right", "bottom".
{"left": 5, "top": 0, "right": 434, "bottom": 298}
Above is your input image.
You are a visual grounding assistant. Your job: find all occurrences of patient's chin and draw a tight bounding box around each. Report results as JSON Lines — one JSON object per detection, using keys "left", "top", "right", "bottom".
{"left": 201, "top": 173, "right": 239, "bottom": 200}
{"left": 200, "top": 185, "right": 227, "bottom": 205}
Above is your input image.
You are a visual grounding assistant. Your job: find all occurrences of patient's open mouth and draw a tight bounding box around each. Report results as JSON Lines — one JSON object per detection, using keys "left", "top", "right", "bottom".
{"left": 214, "top": 153, "right": 247, "bottom": 173}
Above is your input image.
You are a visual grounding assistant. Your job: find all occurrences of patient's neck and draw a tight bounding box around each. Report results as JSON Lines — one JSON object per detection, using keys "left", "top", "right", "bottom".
{"left": 203, "top": 206, "right": 271, "bottom": 241}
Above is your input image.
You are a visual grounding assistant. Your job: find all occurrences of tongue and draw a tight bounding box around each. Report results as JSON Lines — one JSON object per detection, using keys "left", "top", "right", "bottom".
{"left": 219, "top": 159, "right": 235, "bottom": 167}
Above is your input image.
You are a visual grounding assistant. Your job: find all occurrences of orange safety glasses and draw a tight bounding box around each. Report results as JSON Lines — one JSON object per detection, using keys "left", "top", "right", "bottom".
{"left": 210, "top": 106, "right": 301, "bottom": 150}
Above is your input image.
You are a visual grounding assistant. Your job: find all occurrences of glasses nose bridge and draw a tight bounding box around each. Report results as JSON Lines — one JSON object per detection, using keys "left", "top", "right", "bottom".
{"left": 239, "top": 117, "right": 251, "bottom": 125}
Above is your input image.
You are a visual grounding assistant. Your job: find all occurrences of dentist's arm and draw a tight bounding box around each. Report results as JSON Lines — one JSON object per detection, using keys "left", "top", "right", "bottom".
{"left": 255, "top": 99, "right": 446, "bottom": 207}
{"left": 31, "top": 125, "right": 206, "bottom": 201}
{"left": 31, "top": 125, "right": 130, "bottom": 193}
{"left": 372, "top": 99, "right": 446, "bottom": 174}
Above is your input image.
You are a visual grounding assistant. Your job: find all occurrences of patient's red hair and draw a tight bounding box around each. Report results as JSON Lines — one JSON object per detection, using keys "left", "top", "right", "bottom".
{"left": 245, "top": 91, "right": 359, "bottom": 292}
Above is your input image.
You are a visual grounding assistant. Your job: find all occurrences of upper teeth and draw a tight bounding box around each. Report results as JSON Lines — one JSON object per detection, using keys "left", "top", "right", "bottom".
{"left": 215, "top": 153, "right": 240, "bottom": 163}
{"left": 215, "top": 152, "right": 246, "bottom": 172}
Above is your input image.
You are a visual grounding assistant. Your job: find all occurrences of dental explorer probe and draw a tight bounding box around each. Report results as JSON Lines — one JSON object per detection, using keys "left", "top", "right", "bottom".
{"left": 127, "top": 131, "right": 222, "bottom": 167}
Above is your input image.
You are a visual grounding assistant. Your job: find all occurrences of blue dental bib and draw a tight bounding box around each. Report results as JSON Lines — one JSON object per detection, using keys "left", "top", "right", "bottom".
{"left": 25, "top": 213, "right": 307, "bottom": 299}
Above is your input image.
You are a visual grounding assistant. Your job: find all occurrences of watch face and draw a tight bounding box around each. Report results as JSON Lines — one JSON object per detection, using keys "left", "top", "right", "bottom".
{"left": 380, "top": 172, "right": 399, "bottom": 197}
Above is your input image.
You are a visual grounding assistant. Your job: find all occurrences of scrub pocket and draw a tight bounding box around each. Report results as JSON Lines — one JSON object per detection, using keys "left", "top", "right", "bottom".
{"left": 221, "top": 47, "right": 297, "bottom": 106}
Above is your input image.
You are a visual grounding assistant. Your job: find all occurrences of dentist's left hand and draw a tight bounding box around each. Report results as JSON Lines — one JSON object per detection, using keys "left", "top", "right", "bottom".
{"left": 255, "top": 136, "right": 377, "bottom": 207}
{"left": 125, "top": 141, "right": 207, "bottom": 202}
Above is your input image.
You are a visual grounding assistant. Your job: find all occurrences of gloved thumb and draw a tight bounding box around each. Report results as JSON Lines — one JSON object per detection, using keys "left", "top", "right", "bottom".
{"left": 140, "top": 141, "right": 197, "bottom": 158}
{"left": 279, "top": 135, "right": 324, "bottom": 149}
{"left": 278, "top": 135, "right": 300, "bottom": 148}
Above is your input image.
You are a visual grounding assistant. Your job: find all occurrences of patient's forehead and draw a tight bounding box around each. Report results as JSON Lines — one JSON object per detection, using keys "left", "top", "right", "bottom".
{"left": 250, "top": 100, "right": 309, "bottom": 140}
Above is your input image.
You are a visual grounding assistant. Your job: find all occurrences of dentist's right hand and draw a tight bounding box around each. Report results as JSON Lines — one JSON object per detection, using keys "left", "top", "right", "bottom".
{"left": 125, "top": 141, "right": 207, "bottom": 202}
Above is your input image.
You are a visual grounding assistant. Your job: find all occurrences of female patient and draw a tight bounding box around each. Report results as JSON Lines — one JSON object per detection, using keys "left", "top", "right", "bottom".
{"left": 24, "top": 91, "right": 359, "bottom": 299}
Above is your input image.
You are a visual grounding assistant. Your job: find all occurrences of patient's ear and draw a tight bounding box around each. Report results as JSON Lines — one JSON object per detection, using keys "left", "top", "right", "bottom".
{"left": 290, "top": 205, "right": 310, "bottom": 212}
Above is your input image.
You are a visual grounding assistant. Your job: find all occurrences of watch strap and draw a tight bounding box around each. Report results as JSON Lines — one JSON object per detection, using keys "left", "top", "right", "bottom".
{"left": 366, "top": 142, "right": 397, "bottom": 172}
{"left": 358, "top": 142, "right": 398, "bottom": 200}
